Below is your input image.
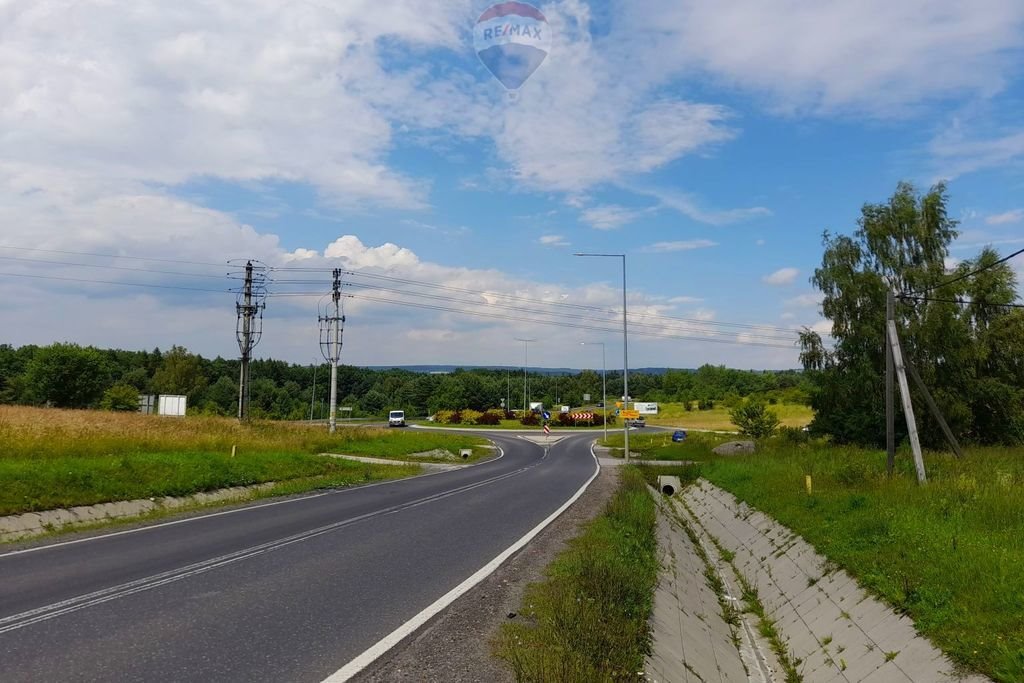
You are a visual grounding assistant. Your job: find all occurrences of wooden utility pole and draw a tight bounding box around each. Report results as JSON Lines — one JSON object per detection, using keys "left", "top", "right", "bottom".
{"left": 886, "top": 291, "right": 896, "bottom": 476}
{"left": 887, "top": 319, "right": 927, "bottom": 484}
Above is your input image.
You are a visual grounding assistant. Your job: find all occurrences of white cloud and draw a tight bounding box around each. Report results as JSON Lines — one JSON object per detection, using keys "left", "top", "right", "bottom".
{"left": 538, "top": 235, "right": 570, "bottom": 247}
{"left": 786, "top": 293, "right": 823, "bottom": 308}
{"left": 763, "top": 267, "right": 799, "bottom": 286}
{"left": 640, "top": 240, "right": 719, "bottom": 253}
{"left": 631, "top": 186, "right": 772, "bottom": 226}
{"left": 619, "top": 0, "right": 1024, "bottom": 115}
{"left": 580, "top": 205, "right": 646, "bottom": 231}
{"left": 668, "top": 295, "right": 704, "bottom": 304}
{"left": 987, "top": 209, "right": 1024, "bottom": 225}
{"left": 929, "top": 122, "right": 1024, "bottom": 179}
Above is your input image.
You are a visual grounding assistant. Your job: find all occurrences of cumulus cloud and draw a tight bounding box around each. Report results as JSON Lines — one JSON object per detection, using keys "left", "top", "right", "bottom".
{"left": 763, "top": 268, "right": 799, "bottom": 286}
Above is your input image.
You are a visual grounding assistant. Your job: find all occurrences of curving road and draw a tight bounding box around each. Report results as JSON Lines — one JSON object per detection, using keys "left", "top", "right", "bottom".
{"left": 0, "top": 431, "right": 598, "bottom": 682}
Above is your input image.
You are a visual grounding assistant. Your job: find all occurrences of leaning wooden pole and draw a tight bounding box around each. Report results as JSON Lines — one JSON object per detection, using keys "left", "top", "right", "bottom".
{"left": 887, "top": 320, "right": 927, "bottom": 484}
{"left": 886, "top": 291, "right": 896, "bottom": 476}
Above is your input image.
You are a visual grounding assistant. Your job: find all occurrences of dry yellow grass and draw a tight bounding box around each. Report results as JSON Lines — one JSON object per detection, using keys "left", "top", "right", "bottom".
{"left": 0, "top": 405, "right": 486, "bottom": 460}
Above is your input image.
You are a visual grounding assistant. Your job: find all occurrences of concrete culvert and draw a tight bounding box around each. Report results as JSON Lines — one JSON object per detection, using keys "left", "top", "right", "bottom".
{"left": 658, "top": 475, "right": 681, "bottom": 497}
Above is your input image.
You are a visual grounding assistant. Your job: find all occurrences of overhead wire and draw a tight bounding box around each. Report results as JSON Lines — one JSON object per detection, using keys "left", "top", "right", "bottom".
{"left": 0, "top": 244, "right": 229, "bottom": 268}
{"left": 271, "top": 267, "right": 802, "bottom": 335}
{"left": 907, "top": 247, "right": 1024, "bottom": 296}
{"left": 0, "top": 272, "right": 232, "bottom": 294}
{"left": 268, "top": 290, "right": 796, "bottom": 349}
{"left": 0, "top": 254, "right": 228, "bottom": 279}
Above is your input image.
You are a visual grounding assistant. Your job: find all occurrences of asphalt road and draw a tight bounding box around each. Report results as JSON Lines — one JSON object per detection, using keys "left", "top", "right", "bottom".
{"left": 0, "top": 432, "right": 599, "bottom": 682}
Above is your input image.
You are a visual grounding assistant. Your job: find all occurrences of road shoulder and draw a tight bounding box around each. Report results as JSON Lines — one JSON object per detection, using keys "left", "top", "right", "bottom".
{"left": 354, "top": 463, "right": 621, "bottom": 682}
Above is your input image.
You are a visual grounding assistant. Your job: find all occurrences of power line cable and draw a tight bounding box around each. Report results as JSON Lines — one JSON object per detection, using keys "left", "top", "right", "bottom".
{"left": 269, "top": 282, "right": 799, "bottom": 343}
{"left": 899, "top": 294, "right": 1024, "bottom": 310}
{"left": 269, "top": 290, "right": 796, "bottom": 349}
{"left": 0, "top": 271, "right": 231, "bottom": 294}
{"left": 345, "top": 292, "right": 797, "bottom": 349}
{"left": 0, "top": 255, "right": 228, "bottom": 279}
{"left": 270, "top": 267, "right": 801, "bottom": 334}
{"left": 0, "top": 244, "right": 228, "bottom": 268}
{"left": 908, "top": 247, "right": 1024, "bottom": 296}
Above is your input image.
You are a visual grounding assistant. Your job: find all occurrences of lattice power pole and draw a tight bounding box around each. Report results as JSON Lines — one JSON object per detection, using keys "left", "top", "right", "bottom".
{"left": 319, "top": 269, "right": 345, "bottom": 433}
{"left": 232, "top": 260, "right": 268, "bottom": 422}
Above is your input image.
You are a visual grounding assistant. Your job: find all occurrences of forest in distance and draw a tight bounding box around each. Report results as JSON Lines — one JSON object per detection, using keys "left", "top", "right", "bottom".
{"left": 0, "top": 342, "right": 810, "bottom": 422}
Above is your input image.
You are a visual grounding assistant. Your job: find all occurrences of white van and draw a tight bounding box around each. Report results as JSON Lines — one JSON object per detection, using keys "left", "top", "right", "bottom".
{"left": 388, "top": 410, "right": 406, "bottom": 427}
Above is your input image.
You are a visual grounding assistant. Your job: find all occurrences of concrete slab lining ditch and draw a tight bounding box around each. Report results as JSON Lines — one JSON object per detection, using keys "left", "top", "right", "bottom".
{"left": 647, "top": 479, "right": 991, "bottom": 683}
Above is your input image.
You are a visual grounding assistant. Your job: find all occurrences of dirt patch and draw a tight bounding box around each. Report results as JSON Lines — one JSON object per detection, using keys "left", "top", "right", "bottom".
{"left": 354, "top": 465, "right": 622, "bottom": 682}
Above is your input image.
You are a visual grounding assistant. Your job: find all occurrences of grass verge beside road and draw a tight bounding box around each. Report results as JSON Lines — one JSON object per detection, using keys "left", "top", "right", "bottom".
{"left": 699, "top": 443, "right": 1024, "bottom": 683}
{"left": 0, "top": 406, "right": 486, "bottom": 516}
{"left": 494, "top": 466, "right": 658, "bottom": 680}
{"left": 600, "top": 430, "right": 733, "bottom": 462}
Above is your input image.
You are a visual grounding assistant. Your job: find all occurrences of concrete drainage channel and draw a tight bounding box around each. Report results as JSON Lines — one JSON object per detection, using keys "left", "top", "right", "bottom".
{"left": 646, "top": 479, "right": 990, "bottom": 683}
{"left": 0, "top": 483, "right": 277, "bottom": 543}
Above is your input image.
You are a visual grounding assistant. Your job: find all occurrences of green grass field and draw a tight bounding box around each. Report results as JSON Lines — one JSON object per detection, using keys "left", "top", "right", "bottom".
{"left": 0, "top": 406, "right": 486, "bottom": 516}
{"left": 697, "top": 441, "right": 1024, "bottom": 682}
{"left": 641, "top": 401, "right": 813, "bottom": 431}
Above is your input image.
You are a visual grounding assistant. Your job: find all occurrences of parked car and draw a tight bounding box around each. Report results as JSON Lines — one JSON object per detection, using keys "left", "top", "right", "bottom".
{"left": 388, "top": 410, "right": 406, "bottom": 427}
{"left": 625, "top": 416, "right": 646, "bottom": 428}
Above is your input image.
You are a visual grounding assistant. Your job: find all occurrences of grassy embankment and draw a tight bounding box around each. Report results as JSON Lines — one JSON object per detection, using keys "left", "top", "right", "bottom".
{"left": 0, "top": 406, "right": 488, "bottom": 516}
{"left": 609, "top": 427, "right": 1023, "bottom": 683}
{"left": 641, "top": 401, "right": 813, "bottom": 431}
{"left": 495, "top": 466, "right": 658, "bottom": 681}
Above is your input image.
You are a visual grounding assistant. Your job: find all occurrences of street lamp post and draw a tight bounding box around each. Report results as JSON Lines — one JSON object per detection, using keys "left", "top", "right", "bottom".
{"left": 580, "top": 342, "right": 607, "bottom": 442}
{"left": 515, "top": 338, "right": 536, "bottom": 413}
{"left": 574, "top": 253, "right": 629, "bottom": 462}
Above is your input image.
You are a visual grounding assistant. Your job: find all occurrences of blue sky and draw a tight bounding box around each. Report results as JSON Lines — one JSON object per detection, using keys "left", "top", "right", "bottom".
{"left": 1, "top": 0, "right": 1023, "bottom": 370}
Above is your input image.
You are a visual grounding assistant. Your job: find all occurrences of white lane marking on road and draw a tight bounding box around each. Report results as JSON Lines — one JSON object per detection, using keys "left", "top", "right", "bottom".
{"left": 323, "top": 439, "right": 601, "bottom": 682}
{"left": 0, "top": 448, "right": 539, "bottom": 635}
{"left": 0, "top": 442, "right": 506, "bottom": 560}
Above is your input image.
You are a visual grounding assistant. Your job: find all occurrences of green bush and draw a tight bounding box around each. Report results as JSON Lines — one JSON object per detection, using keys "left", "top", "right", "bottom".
{"left": 729, "top": 399, "right": 781, "bottom": 438}
{"left": 100, "top": 384, "right": 140, "bottom": 412}
{"left": 520, "top": 412, "right": 540, "bottom": 426}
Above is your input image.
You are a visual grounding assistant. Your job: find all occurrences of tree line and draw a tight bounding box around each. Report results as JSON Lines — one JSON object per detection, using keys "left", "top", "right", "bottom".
{"left": 0, "top": 342, "right": 810, "bottom": 421}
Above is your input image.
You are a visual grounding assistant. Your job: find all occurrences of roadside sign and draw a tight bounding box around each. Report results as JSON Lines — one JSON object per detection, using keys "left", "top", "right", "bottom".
{"left": 542, "top": 411, "right": 551, "bottom": 420}
{"left": 615, "top": 401, "right": 624, "bottom": 409}
{"left": 543, "top": 424, "right": 551, "bottom": 435}
{"left": 583, "top": 393, "right": 591, "bottom": 402}
{"left": 620, "top": 409, "right": 641, "bottom": 419}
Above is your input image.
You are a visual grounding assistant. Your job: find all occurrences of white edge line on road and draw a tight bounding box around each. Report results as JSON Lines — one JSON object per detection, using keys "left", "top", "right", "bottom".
{"left": 0, "top": 441, "right": 506, "bottom": 560}
{"left": 323, "top": 439, "right": 601, "bottom": 683}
